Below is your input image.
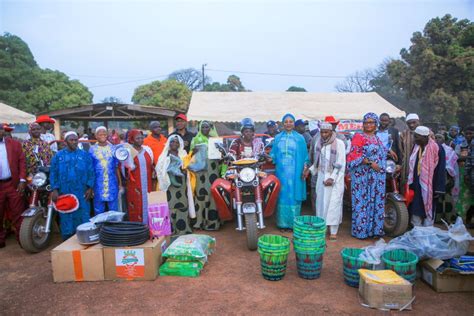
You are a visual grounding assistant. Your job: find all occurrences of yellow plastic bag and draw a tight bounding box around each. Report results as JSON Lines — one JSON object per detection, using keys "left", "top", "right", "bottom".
{"left": 358, "top": 269, "right": 409, "bottom": 285}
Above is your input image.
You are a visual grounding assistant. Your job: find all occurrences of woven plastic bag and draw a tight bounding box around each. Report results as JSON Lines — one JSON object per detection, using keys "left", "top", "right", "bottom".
{"left": 159, "top": 261, "right": 204, "bottom": 277}
{"left": 163, "top": 234, "right": 216, "bottom": 263}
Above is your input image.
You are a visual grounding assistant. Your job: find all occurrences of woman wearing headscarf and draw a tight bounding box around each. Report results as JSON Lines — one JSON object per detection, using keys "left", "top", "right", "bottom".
{"left": 347, "top": 113, "right": 387, "bottom": 239}
{"left": 270, "top": 113, "right": 309, "bottom": 231}
{"left": 447, "top": 125, "right": 465, "bottom": 149}
{"left": 189, "top": 121, "right": 221, "bottom": 230}
{"left": 123, "top": 129, "right": 154, "bottom": 223}
{"left": 156, "top": 135, "right": 193, "bottom": 235}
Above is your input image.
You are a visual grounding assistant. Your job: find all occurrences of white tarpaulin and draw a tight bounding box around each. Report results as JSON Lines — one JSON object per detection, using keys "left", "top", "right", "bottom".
{"left": 0, "top": 102, "right": 36, "bottom": 124}
{"left": 187, "top": 92, "right": 406, "bottom": 122}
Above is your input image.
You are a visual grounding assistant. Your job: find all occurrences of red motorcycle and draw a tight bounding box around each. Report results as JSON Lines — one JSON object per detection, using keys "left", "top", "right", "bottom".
{"left": 211, "top": 141, "right": 280, "bottom": 250}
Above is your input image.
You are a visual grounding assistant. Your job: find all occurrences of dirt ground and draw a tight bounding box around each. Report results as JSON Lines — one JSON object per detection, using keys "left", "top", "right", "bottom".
{"left": 1, "top": 208, "right": 473, "bottom": 315}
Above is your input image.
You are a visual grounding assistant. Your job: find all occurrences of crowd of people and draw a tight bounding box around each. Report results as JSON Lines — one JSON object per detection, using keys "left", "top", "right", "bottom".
{"left": 1, "top": 111, "right": 473, "bottom": 248}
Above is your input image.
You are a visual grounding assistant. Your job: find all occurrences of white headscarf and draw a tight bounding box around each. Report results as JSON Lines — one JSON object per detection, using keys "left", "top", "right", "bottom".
{"left": 156, "top": 135, "right": 187, "bottom": 191}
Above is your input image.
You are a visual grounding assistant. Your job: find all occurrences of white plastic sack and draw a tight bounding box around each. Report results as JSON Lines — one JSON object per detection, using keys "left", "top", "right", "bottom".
{"left": 360, "top": 217, "right": 473, "bottom": 262}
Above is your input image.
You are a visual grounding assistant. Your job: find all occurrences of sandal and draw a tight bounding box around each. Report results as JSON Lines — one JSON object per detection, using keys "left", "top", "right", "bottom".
{"left": 329, "top": 235, "right": 337, "bottom": 241}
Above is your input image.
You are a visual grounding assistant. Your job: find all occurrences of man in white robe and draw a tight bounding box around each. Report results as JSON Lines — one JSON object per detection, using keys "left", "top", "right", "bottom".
{"left": 305, "top": 123, "right": 346, "bottom": 240}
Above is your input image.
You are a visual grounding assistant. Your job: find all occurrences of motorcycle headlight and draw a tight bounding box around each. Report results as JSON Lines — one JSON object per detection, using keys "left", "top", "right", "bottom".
{"left": 32, "top": 172, "right": 47, "bottom": 187}
{"left": 239, "top": 168, "right": 256, "bottom": 183}
{"left": 386, "top": 160, "right": 396, "bottom": 174}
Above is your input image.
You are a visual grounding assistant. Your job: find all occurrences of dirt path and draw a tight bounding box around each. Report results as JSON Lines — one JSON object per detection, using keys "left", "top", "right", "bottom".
{"left": 1, "top": 209, "right": 473, "bottom": 315}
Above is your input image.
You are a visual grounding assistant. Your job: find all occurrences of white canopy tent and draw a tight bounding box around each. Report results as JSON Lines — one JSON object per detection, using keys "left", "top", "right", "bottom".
{"left": 0, "top": 102, "right": 36, "bottom": 124}
{"left": 187, "top": 92, "right": 406, "bottom": 122}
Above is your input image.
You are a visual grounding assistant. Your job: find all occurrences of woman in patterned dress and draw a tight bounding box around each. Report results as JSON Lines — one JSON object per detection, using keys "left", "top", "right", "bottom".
{"left": 156, "top": 135, "right": 193, "bottom": 235}
{"left": 190, "top": 121, "right": 221, "bottom": 230}
{"left": 347, "top": 113, "right": 388, "bottom": 239}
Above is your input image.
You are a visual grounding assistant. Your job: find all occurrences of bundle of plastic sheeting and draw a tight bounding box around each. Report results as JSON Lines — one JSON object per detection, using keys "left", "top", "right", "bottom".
{"left": 359, "top": 217, "right": 473, "bottom": 264}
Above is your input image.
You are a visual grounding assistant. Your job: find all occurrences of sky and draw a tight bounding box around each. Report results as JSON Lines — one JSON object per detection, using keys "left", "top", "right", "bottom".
{"left": 1, "top": 0, "right": 473, "bottom": 103}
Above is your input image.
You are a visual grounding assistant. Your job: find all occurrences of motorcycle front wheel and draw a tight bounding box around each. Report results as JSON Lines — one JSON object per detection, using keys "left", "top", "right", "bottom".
{"left": 244, "top": 213, "right": 258, "bottom": 251}
{"left": 19, "top": 212, "right": 52, "bottom": 253}
{"left": 384, "top": 197, "right": 409, "bottom": 237}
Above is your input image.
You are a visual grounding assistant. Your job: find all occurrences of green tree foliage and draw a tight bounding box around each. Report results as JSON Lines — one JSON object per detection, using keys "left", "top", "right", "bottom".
{"left": 0, "top": 33, "right": 93, "bottom": 113}
{"left": 387, "top": 14, "right": 474, "bottom": 125}
{"left": 131, "top": 79, "right": 191, "bottom": 111}
{"left": 204, "top": 75, "right": 249, "bottom": 92}
{"left": 168, "top": 68, "right": 211, "bottom": 91}
{"left": 286, "top": 86, "right": 307, "bottom": 92}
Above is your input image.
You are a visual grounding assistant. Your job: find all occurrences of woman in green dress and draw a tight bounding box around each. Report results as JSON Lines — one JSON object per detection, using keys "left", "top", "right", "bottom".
{"left": 156, "top": 135, "right": 193, "bottom": 235}
{"left": 190, "top": 121, "right": 221, "bottom": 230}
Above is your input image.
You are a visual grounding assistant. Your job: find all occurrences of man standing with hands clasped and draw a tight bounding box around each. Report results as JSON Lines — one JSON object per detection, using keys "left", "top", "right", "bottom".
{"left": 304, "top": 123, "right": 346, "bottom": 240}
{"left": 50, "top": 131, "right": 95, "bottom": 240}
{"left": 0, "top": 125, "right": 27, "bottom": 248}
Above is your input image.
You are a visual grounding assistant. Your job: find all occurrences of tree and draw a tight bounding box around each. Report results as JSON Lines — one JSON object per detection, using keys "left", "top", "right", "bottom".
{"left": 286, "top": 86, "right": 307, "bottom": 92}
{"left": 204, "top": 75, "right": 249, "bottom": 92}
{"left": 131, "top": 79, "right": 191, "bottom": 111}
{"left": 101, "top": 96, "right": 123, "bottom": 103}
{"left": 335, "top": 69, "right": 374, "bottom": 92}
{"left": 168, "top": 68, "right": 211, "bottom": 91}
{"left": 387, "top": 14, "right": 474, "bottom": 125}
{"left": 0, "top": 33, "right": 93, "bottom": 113}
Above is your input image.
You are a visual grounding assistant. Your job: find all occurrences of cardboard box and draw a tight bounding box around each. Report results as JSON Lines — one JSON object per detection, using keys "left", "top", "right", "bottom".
{"left": 420, "top": 259, "right": 474, "bottom": 293}
{"left": 359, "top": 271, "right": 413, "bottom": 310}
{"left": 103, "top": 236, "right": 170, "bottom": 281}
{"left": 51, "top": 235, "right": 104, "bottom": 283}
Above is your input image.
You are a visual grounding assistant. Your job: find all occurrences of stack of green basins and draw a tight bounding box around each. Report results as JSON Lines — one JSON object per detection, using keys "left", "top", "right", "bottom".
{"left": 258, "top": 234, "right": 290, "bottom": 281}
{"left": 293, "top": 216, "right": 326, "bottom": 279}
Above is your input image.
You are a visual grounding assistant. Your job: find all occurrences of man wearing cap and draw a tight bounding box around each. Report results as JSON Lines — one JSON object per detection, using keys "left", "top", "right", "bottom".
{"left": 143, "top": 121, "right": 167, "bottom": 165}
{"left": 408, "top": 126, "right": 446, "bottom": 227}
{"left": 0, "top": 125, "right": 27, "bottom": 248}
{"left": 262, "top": 120, "right": 279, "bottom": 146}
{"left": 34, "top": 115, "right": 58, "bottom": 153}
{"left": 50, "top": 131, "right": 95, "bottom": 240}
{"left": 89, "top": 126, "right": 122, "bottom": 215}
{"left": 2, "top": 124, "right": 14, "bottom": 139}
{"left": 304, "top": 122, "right": 346, "bottom": 240}
{"left": 400, "top": 113, "right": 420, "bottom": 194}
{"left": 295, "top": 119, "right": 312, "bottom": 146}
{"left": 22, "top": 123, "right": 53, "bottom": 176}
{"left": 169, "top": 114, "right": 195, "bottom": 153}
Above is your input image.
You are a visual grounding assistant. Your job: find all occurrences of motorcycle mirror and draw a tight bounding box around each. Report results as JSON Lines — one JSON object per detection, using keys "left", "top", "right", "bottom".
{"left": 114, "top": 145, "right": 130, "bottom": 162}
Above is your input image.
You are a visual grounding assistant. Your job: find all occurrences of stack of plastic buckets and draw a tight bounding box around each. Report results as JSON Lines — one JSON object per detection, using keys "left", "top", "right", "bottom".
{"left": 293, "top": 216, "right": 326, "bottom": 279}
{"left": 258, "top": 234, "right": 290, "bottom": 281}
{"left": 340, "top": 248, "right": 374, "bottom": 287}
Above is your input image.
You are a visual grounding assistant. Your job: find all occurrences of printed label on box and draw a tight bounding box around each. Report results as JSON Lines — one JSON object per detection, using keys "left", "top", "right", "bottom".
{"left": 115, "top": 249, "right": 145, "bottom": 278}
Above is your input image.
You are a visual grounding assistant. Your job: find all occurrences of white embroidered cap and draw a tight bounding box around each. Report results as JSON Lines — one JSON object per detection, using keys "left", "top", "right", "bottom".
{"left": 414, "top": 126, "right": 430, "bottom": 136}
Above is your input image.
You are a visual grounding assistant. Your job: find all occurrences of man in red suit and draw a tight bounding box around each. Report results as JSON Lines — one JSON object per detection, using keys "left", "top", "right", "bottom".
{"left": 0, "top": 124, "right": 27, "bottom": 248}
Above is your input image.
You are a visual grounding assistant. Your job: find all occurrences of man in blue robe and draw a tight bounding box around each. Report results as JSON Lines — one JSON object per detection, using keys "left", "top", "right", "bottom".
{"left": 50, "top": 131, "right": 95, "bottom": 240}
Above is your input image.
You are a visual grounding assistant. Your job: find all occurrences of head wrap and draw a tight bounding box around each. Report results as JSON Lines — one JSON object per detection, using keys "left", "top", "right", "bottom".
{"left": 127, "top": 129, "right": 143, "bottom": 144}
{"left": 320, "top": 122, "right": 333, "bottom": 130}
{"left": 363, "top": 112, "right": 379, "bottom": 124}
{"left": 240, "top": 118, "right": 255, "bottom": 132}
{"left": 406, "top": 113, "right": 420, "bottom": 121}
{"left": 415, "top": 126, "right": 430, "bottom": 136}
{"left": 450, "top": 125, "right": 460, "bottom": 133}
{"left": 29, "top": 122, "right": 40, "bottom": 132}
{"left": 95, "top": 126, "right": 107, "bottom": 134}
{"left": 64, "top": 131, "right": 78, "bottom": 140}
{"left": 281, "top": 113, "right": 295, "bottom": 123}
{"left": 190, "top": 121, "right": 218, "bottom": 150}
{"left": 156, "top": 135, "right": 187, "bottom": 192}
